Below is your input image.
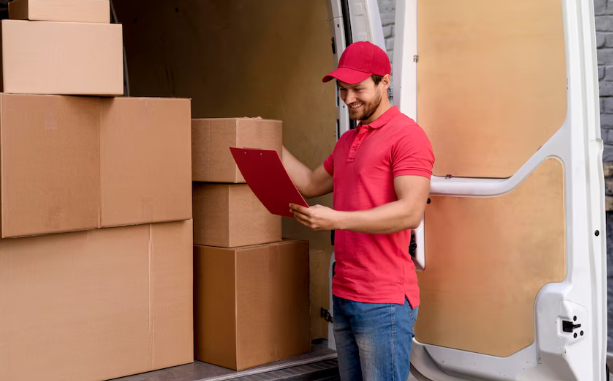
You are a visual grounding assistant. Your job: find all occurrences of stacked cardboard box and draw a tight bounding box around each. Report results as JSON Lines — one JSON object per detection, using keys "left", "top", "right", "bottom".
{"left": 0, "top": 4, "right": 194, "bottom": 381}
{"left": 192, "top": 118, "right": 311, "bottom": 371}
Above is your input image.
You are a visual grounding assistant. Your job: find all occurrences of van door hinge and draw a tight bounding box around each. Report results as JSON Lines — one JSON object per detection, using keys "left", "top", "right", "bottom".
{"left": 321, "top": 308, "right": 333, "bottom": 323}
{"left": 413, "top": 55, "right": 419, "bottom": 63}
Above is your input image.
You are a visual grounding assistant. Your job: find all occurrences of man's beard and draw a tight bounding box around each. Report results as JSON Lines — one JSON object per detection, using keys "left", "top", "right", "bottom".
{"left": 349, "top": 91, "right": 382, "bottom": 121}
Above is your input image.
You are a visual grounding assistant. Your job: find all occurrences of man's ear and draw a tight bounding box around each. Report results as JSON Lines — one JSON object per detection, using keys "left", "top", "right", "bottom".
{"left": 382, "top": 74, "right": 391, "bottom": 90}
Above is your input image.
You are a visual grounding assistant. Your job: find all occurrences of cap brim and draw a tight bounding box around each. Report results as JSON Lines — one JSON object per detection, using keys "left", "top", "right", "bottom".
{"left": 322, "top": 67, "right": 372, "bottom": 84}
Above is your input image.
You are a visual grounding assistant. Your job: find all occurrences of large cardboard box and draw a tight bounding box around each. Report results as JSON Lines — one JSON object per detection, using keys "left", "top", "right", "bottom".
{"left": 0, "top": 94, "right": 191, "bottom": 238}
{"left": 193, "top": 183, "right": 281, "bottom": 247}
{"left": 0, "top": 94, "right": 100, "bottom": 238}
{"left": 9, "top": 0, "right": 110, "bottom": 23}
{"left": 194, "top": 240, "right": 311, "bottom": 370}
{"left": 0, "top": 220, "right": 194, "bottom": 381}
{"left": 100, "top": 97, "right": 192, "bottom": 227}
{"left": 192, "top": 118, "right": 282, "bottom": 182}
{"left": 0, "top": 20, "right": 123, "bottom": 95}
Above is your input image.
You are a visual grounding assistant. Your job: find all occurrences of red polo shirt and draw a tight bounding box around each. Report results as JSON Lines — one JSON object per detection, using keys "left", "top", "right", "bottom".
{"left": 324, "top": 106, "right": 434, "bottom": 307}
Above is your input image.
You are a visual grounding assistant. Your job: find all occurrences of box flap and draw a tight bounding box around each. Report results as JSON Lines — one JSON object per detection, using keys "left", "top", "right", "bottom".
{"left": 100, "top": 97, "right": 192, "bottom": 227}
{"left": 0, "top": 94, "right": 100, "bottom": 238}
{"left": 235, "top": 240, "right": 310, "bottom": 370}
{"left": 151, "top": 220, "right": 194, "bottom": 369}
{"left": 194, "top": 245, "right": 238, "bottom": 370}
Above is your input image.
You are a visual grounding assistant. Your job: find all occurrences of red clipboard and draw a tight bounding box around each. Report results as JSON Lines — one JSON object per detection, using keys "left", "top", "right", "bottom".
{"left": 229, "top": 147, "right": 309, "bottom": 218}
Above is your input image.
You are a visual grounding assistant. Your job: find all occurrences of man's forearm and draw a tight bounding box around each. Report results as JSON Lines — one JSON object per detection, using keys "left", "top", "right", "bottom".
{"left": 336, "top": 200, "right": 423, "bottom": 234}
{"left": 282, "top": 146, "right": 314, "bottom": 195}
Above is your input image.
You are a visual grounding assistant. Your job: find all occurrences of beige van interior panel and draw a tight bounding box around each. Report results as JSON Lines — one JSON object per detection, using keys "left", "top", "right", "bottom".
{"left": 415, "top": 159, "right": 566, "bottom": 357}
{"left": 417, "top": 0, "right": 567, "bottom": 178}
{"left": 114, "top": 0, "right": 337, "bottom": 275}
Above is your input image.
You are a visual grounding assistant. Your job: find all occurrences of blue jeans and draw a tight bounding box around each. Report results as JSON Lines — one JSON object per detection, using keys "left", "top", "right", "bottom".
{"left": 333, "top": 295, "right": 418, "bottom": 381}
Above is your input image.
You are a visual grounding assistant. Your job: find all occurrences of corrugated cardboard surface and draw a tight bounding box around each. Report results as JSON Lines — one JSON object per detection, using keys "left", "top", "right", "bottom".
{"left": 194, "top": 245, "right": 238, "bottom": 370}
{"left": 9, "top": 0, "right": 110, "bottom": 23}
{"left": 194, "top": 240, "right": 311, "bottom": 371}
{"left": 0, "top": 220, "right": 194, "bottom": 381}
{"left": 100, "top": 97, "right": 192, "bottom": 227}
{"left": 193, "top": 183, "right": 281, "bottom": 247}
{"left": 0, "top": 94, "right": 100, "bottom": 238}
{"left": 192, "top": 118, "right": 282, "bottom": 183}
{"left": 1, "top": 20, "right": 123, "bottom": 95}
{"left": 0, "top": 94, "right": 190, "bottom": 238}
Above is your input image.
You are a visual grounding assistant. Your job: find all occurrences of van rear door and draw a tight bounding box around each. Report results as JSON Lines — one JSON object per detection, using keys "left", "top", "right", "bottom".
{"left": 391, "top": 0, "right": 607, "bottom": 380}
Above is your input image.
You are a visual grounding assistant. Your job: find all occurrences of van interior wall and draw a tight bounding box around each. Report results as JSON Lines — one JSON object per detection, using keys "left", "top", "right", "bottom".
{"left": 113, "top": 0, "right": 336, "bottom": 301}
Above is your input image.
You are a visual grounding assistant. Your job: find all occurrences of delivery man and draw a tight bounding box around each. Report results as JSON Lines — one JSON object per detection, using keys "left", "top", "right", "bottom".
{"left": 282, "top": 41, "right": 434, "bottom": 381}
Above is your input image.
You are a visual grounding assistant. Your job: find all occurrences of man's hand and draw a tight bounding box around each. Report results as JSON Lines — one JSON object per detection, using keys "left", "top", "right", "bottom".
{"left": 290, "top": 204, "right": 341, "bottom": 231}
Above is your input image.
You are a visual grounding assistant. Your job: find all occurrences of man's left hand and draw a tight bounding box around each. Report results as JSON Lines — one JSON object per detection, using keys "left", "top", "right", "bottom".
{"left": 290, "top": 204, "right": 341, "bottom": 231}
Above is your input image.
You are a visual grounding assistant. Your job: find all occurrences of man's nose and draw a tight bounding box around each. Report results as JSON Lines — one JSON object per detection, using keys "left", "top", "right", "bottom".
{"left": 344, "top": 90, "right": 356, "bottom": 105}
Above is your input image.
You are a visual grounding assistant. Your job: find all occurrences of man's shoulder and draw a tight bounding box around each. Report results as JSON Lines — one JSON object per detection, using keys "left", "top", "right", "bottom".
{"left": 389, "top": 112, "right": 427, "bottom": 138}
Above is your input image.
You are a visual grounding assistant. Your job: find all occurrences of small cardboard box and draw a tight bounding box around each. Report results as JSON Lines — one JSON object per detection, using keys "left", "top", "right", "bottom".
{"left": 9, "top": 0, "right": 111, "bottom": 23}
{"left": 192, "top": 118, "right": 282, "bottom": 183}
{"left": 192, "top": 183, "right": 281, "bottom": 247}
{"left": 0, "top": 20, "right": 123, "bottom": 95}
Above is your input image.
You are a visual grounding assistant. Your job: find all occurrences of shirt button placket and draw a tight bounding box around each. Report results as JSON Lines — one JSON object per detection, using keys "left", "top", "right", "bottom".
{"left": 347, "top": 126, "right": 370, "bottom": 162}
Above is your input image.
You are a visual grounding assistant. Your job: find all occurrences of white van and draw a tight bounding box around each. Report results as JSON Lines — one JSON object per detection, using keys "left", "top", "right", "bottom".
{"left": 113, "top": 0, "right": 607, "bottom": 380}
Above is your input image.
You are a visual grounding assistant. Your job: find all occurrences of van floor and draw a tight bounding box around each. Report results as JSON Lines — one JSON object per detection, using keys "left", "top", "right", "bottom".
{"left": 112, "top": 341, "right": 340, "bottom": 381}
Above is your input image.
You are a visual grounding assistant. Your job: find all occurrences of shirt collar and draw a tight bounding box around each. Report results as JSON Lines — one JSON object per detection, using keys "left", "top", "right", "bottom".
{"left": 357, "top": 106, "right": 400, "bottom": 130}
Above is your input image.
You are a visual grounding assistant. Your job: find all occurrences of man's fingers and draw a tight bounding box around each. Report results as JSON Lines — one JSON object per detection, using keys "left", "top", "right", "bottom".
{"left": 292, "top": 211, "right": 318, "bottom": 229}
{"left": 293, "top": 212, "right": 310, "bottom": 224}
{"left": 290, "top": 204, "right": 310, "bottom": 216}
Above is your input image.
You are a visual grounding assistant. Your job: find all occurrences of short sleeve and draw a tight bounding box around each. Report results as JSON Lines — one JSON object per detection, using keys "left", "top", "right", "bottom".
{"left": 391, "top": 127, "right": 435, "bottom": 179}
{"left": 323, "top": 151, "right": 334, "bottom": 176}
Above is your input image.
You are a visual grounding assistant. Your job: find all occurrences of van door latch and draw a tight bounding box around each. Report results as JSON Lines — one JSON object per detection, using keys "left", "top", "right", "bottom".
{"left": 562, "top": 320, "right": 581, "bottom": 333}
{"left": 321, "top": 308, "right": 333, "bottom": 323}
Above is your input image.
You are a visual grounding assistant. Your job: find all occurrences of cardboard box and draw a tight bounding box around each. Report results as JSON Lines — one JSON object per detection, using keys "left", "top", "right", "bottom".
{"left": 9, "top": 0, "right": 111, "bottom": 23}
{"left": 192, "top": 118, "right": 282, "bottom": 182}
{"left": 193, "top": 183, "right": 281, "bottom": 247}
{"left": 0, "top": 94, "right": 191, "bottom": 238}
{"left": 0, "top": 94, "right": 100, "bottom": 238}
{"left": 100, "top": 97, "right": 192, "bottom": 227}
{"left": 0, "top": 220, "right": 194, "bottom": 381}
{"left": 0, "top": 20, "right": 123, "bottom": 95}
{"left": 194, "top": 240, "right": 310, "bottom": 370}
{"left": 309, "top": 249, "right": 331, "bottom": 341}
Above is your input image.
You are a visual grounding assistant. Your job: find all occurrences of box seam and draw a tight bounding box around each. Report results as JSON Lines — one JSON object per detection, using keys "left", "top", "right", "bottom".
{"left": 98, "top": 100, "right": 103, "bottom": 229}
{"left": 148, "top": 223, "right": 155, "bottom": 370}
{"left": 0, "top": 94, "right": 3, "bottom": 237}
{"left": 227, "top": 186, "right": 232, "bottom": 247}
{"left": 234, "top": 249, "right": 239, "bottom": 370}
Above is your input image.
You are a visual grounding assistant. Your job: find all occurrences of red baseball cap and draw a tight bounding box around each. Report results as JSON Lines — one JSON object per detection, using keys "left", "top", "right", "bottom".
{"left": 322, "top": 41, "right": 391, "bottom": 84}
